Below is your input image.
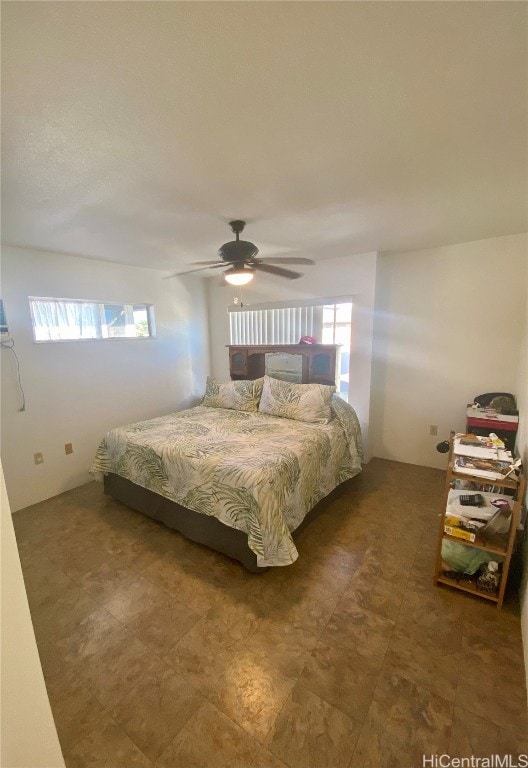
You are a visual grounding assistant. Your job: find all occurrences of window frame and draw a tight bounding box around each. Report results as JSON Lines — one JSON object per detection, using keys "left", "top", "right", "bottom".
{"left": 228, "top": 295, "right": 353, "bottom": 402}
{"left": 28, "top": 296, "right": 156, "bottom": 343}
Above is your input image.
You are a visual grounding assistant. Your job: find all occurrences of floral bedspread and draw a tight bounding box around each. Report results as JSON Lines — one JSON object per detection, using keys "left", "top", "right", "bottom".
{"left": 90, "top": 398, "right": 362, "bottom": 567}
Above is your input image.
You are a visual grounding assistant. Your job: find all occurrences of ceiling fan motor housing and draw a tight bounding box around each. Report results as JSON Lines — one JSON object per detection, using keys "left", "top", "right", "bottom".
{"left": 173, "top": 219, "right": 310, "bottom": 279}
{"left": 218, "top": 240, "right": 259, "bottom": 262}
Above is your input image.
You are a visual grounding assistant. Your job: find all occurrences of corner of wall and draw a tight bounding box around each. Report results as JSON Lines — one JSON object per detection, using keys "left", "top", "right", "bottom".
{"left": 369, "top": 252, "right": 389, "bottom": 462}
{"left": 0, "top": 460, "right": 65, "bottom": 767}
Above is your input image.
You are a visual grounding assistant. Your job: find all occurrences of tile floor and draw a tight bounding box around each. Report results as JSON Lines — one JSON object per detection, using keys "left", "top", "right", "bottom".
{"left": 13, "top": 459, "right": 528, "bottom": 768}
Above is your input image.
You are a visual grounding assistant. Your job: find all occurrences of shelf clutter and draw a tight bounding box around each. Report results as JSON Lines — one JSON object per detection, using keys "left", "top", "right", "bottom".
{"left": 433, "top": 431, "right": 525, "bottom": 608}
{"left": 466, "top": 401, "right": 519, "bottom": 453}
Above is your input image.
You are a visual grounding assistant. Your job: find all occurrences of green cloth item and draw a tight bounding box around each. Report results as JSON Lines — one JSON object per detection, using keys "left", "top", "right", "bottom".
{"left": 441, "top": 540, "right": 503, "bottom": 574}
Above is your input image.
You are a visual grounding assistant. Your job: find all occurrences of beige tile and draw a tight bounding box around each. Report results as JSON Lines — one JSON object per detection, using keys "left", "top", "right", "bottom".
{"left": 286, "top": 543, "right": 363, "bottom": 593}
{"left": 456, "top": 653, "right": 527, "bottom": 733}
{"left": 14, "top": 458, "right": 527, "bottom": 768}
{"left": 251, "top": 747, "right": 289, "bottom": 768}
{"left": 203, "top": 599, "right": 266, "bottom": 642}
{"left": 370, "top": 525, "right": 424, "bottom": 557}
{"left": 209, "top": 649, "right": 297, "bottom": 743}
{"left": 170, "top": 569, "right": 224, "bottom": 615}
{"left": 263, "top": 578, "right": 340, "bottom": 633}
{"left": 449, "top": 705, "right": 528, "bottom": 757}
{"left": 462, "top": 610, "right": 524, "bottom": 659}
{"left": 321, "top": 598, "right": 395, "bottom": 664}
{"left": 246, "top": 616, "right": 319, "bottom": 678}
{"left": 79, "top": 558, "right": 136, "bottom": 602}
{"left": 50, "top": 540, "right": 113, "bottom": 580}
{"left": 342, "top": 569, "right": 404, "bottom": 622}
{"left": 101, "top": 523, "right": 179, "bottom": 572}
{"left": 164, "top": 617, "right": 240, "bottom": 693}
{"left": 396, "top": 584, "right": 464, "bottom": 653}
{"left": 38, "top": 635, "right": 87, "bottom": 689}
{"left": 110, "top": 660, "right": 203, "bottom": 762}
{"left": 53, "top": 605, "right": 128, "bottom": 664}
{"left": 30, "top": 588, "right": 100, "bottom": 643}
{"left": 225, "top": 570, "right": 278, "bottom": 609}
{"left": 203, "top": 551, "right": 255, "bottom": 590}
{"left": 155, "top": 700, "right": 260, "bottom": 768}
{"left": 127, "top": 593, "right": 201, "bottom": 657}
{"left": 46, "top": 674, "right": 109, "bottom": 754}
{"left": 265, "top": 683, "right": 360, "bottom": 768}
{"left": 66, "top": 719, "right": 151, "bottom": 768}
{"left": 299, "top": 638, "right": 381, "bottom": 721}
{"left": 407, "top": 558, "right": 438, "bottom": 590}
{"left": 13, "top": 502, "right": 73, "bottom": 540}
{"left": 99, "top": 572, "right": 168, "bottom": 623}
{"left": 141, "top": 553, "right": 219, "bottom": 615}
{"left": 351, "top": 670, "right": 453, "bottom": 767}
{"left": 461, "top": 630, "right": 525, "bottom": 679}
{"left": 358, "top": 541, "right": 414, "bottom": 575}
{"left": 382, "top": 624, "right": 460, "bottom": 701}
{"left": 21, "top": 559, "right": 78, "bottom": 609}
{"left": 97, "top": 519, "right": 157, "bottom": 560}
{"left": 15, "top": 535, "right": 56, "bottom": 570}
{"left": 123, "top": 524, "right": 191, "bottom": 571}
{"left": 82, "top": 631, "right": 160, "bottom": 709}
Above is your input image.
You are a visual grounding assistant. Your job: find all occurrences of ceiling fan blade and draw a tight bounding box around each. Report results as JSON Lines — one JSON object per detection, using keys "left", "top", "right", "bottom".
{"left": 189, "top": 260, "right": 224, "bottom": 266}
{"left": 253, "top": 263, "right": 302, "bottom": 280}
{"left": 257, "top": 257, "right": 315, "bottom": 265}
{"left": 164, "top": 264, "right": 225, "bottom": 278}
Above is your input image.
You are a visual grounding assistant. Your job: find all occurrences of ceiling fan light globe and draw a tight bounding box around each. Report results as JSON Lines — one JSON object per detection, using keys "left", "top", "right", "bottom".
{"left": 224, "top": 268, "right": 254, "bottom": 286}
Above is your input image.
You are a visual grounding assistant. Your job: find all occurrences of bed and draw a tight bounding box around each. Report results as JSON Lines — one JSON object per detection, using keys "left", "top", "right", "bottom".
{"left": 91, "top": 386, "right": 362, "bottom": 571}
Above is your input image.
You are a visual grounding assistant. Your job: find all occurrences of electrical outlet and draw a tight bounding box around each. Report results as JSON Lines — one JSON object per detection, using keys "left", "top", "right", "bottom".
{"left": 429, "top": 425, "right": 438, "bottom": 436}
{"left": 65, "top": 443, "right": 73, "bottom": 455}
{"left": 34, "top": 452, "right": 43, "bottom": 465}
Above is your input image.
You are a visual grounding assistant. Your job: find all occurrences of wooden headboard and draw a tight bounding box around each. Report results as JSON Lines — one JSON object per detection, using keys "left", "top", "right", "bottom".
{"left": 227, "top": 344, "right": 340, "bottom": 386}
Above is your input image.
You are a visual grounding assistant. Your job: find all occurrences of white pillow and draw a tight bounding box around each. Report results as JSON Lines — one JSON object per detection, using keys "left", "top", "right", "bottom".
{"left": 258, "top": 375, "right": 335, "bottom": 424}
{"left": 202, "top": 376, "right": 263, "bottom": 413}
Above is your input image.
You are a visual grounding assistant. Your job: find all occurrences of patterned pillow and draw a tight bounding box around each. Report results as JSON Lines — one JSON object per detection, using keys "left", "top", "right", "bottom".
{"left": 202, "top": 376, "right": 263, "bottom": 413}
{"left": 258, "top": 375, "right": 335, "bottom": 424}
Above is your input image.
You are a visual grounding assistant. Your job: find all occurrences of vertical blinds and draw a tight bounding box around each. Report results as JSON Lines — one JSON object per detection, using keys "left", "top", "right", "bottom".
{"left": 227, "top": 298, "right": 354, "bottom": 345}
{"left": 229, "top": 305, "right": 323, "bottom": 345}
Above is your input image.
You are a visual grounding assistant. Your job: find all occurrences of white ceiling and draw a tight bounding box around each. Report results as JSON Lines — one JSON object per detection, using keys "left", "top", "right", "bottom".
{"left": 2, "top": 1, "right": 527, "bottom": 272}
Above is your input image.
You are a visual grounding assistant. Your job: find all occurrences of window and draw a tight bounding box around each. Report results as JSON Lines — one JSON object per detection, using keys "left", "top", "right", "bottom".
{"left": 228, "top": 297, "right": 353, "bottom": 401}
{"left": 29, "top": 298, "right": 155, "bottom": 342}
{"left": 0, "top": 299, "right": 9, "bottom": 337}
{"left": 321, "top": 302, "right": 352, "bottom": 403}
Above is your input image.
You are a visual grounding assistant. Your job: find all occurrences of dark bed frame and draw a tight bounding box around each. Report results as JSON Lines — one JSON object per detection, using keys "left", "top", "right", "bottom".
{"left": 104, "top": 473, "right": 352, "bottom": 572}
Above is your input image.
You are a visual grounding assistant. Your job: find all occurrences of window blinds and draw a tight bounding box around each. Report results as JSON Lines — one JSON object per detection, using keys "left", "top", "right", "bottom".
{"left": 229, "top": 305, "right": 323, "bottom": 345}
{"left": 228, "top": 297, "right": 352, "bottom": 345}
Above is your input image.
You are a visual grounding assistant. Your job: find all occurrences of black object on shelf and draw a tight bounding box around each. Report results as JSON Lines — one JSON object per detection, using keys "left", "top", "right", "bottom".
{"left": 459, "top": 494, "right": 484, "bottom": 507}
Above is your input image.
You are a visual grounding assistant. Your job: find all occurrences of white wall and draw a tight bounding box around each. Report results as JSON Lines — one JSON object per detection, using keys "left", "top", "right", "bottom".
{"left": 0, "top": 459, "right": 66, "bottom": 768}
{"left": 371, "top": 234, "right": 527, "bottom": 469}
{"left": 0, "top": 246, "right": 210, "bottom": 511}
{"left": 207, "top": 252, "right": 378, "bottom": 458}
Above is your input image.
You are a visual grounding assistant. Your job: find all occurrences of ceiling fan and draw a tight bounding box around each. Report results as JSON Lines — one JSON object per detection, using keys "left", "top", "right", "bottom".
{"left": 169, "top": 220, "right": 314, "bottom": 285}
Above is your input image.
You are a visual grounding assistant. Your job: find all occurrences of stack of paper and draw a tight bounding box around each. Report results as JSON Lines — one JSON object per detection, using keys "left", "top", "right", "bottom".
{"left": 446, "top": 490, "right": 509, "bottom": 522}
